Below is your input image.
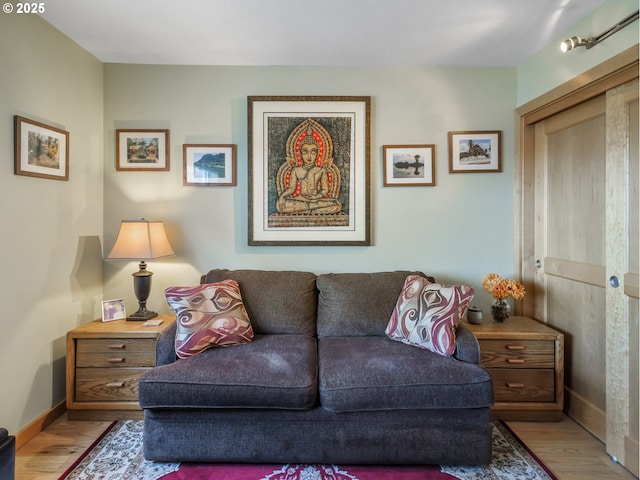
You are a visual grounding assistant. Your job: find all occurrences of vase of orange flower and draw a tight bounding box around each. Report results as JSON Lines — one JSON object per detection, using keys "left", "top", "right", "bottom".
{"left": 481, "top": 273, "right": 526, "bottom": 323}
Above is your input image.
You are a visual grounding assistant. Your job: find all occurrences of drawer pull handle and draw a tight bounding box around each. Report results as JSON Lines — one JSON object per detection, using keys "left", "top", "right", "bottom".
{"left": 506, "top": 345, "right": 525, "bottom": 350}
{"left": 506, "top": 382, "right": 525, "bottom": 388}
{"left": 105, "top": 381, "right": 125, "bottom": 388}
{"left": 108, "top": 344, "right": 126, "bottom": 350}
{"left": 108, "top": 358, "right": 125, "bottom": 363}
{"left": 507, "top": 359, "right": 526, "bottom": 364}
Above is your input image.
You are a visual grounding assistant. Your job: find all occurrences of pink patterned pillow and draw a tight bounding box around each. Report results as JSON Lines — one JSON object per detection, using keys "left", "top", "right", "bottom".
{"left": 165, "top": 280, "right": 254, "bottom": 359}
{"left": 385, "top": 275, "right": 474, "bottom": 356}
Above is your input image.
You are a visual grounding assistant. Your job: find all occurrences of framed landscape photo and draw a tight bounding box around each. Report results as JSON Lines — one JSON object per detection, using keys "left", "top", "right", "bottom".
{"left": 383, "top": 144, "right": 435, "bottom": 186}
{"left": 248, "top": 96, "right": 371, "bottom": 246}
{"left": 449, "top": 130, "right": 501, "bottom": 173}
{"left": 14, "top": 115, "right": 69, "bottom": 181}
{"left": 116, "top": 129, "right": 170, "bottom": 171}
{"left": 183, "top": 144, "right": 236, "bottom": 186}
{"left": 101, "top": 298, "right": 126, "bottom": 322}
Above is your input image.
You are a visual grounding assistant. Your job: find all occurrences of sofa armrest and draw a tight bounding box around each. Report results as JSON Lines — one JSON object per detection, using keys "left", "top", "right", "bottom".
{"left": 156, "top": 321, "right": 178, "bottom": 365}
{"left": 453, "top": 323, "right": 481, "bottom": 364}
{"left": 0, "top": 428, "right": 15, "bottom": 480}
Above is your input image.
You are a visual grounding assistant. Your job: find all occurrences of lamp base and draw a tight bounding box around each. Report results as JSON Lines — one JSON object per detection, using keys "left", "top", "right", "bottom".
{"left": 128, "top": 261, "right": 157, "bottom": 321}
{"left": 127, "top": 309, "right": 158, "bottom": 321}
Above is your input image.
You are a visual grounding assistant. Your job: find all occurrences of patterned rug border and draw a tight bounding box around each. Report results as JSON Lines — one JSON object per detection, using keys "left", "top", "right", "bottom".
{"left": 59, "top": 421, "right": 118, "bottom": 479}
{"left": 59, "top": 420, "right": 558, "bottom": 480}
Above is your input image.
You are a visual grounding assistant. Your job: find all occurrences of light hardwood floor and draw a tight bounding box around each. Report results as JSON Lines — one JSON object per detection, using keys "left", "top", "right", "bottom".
{"left": 14, "top": 414, "right": 637, "bottom": 480}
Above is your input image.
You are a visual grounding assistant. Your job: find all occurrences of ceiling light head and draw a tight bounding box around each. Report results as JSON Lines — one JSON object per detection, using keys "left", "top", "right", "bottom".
{"left": 560, "top": 10, "right": 639, "bottom": 54}
{"left": 560, "top": 36, "right": 591, "bottom": 52}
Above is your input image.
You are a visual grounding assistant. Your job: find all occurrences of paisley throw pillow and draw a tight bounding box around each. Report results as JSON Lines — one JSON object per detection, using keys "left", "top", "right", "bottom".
{"left": 385, "top": 275, "right": 474, "bottom": 356}
{"left": 166, "top": 280, "right": 254, "bottom": 359}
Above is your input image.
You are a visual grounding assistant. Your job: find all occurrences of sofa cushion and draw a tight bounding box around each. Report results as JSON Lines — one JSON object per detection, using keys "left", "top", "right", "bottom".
{"left": 166, "top": 281, "right": 254, "bottom": 359}
{"left": 316, "top": 271, "right": 433, "bottom": 337}
{"left": 201, "top": 269, "right": 317, "bottom": 336}
{"left": 318, "top": 336, "right": 493, "bottom": 413}
{"left": 139, "top": 335, "right": 317, "bottom": 410}
{"left": 385, "top": 275, "right": 474, "bottom": 356}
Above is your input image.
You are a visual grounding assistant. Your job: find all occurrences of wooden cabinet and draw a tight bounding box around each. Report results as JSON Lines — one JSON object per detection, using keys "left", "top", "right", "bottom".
{"left": 465, "top": 316, "right": 564, "bottom": 421}
{"left": 66, "top": 316, "right": 173, "bottom": 420}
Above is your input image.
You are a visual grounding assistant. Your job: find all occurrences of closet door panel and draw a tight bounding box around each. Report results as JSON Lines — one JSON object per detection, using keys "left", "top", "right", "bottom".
{"left": 606, "top": 80, "right": 638, "bottom": 475}
{"left": 534, "top": 94, "right": 608, "bottom": 440}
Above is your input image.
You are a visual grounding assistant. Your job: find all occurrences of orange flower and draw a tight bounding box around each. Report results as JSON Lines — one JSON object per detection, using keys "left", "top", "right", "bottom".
{"left": 482, "top": 274, "right": 525, "bottom": 300}
{"left": 481, "top": 273, "right": 502, "bottom": 294}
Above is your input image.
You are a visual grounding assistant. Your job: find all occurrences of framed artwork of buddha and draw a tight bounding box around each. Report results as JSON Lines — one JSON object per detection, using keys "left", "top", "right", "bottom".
{"left": 248, "top": 96, "right": 371, "bottom": 246}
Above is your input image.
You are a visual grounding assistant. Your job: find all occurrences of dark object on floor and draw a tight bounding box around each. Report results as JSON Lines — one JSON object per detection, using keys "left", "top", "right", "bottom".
{"left": 0, "top": 427, "right": 15, "bottom": 480}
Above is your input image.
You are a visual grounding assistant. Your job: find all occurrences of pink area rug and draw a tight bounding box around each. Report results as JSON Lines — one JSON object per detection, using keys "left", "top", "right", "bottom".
{"left": 60, "top": 420, "right": 557, "bottom": 479}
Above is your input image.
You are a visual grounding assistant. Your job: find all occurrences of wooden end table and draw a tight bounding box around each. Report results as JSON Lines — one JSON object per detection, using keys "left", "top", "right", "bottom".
{"left": 465, "top": 315, "right": 564, "bottom": 421}
{"left": 66, "top": 314, "right": 174, "bottom": 420}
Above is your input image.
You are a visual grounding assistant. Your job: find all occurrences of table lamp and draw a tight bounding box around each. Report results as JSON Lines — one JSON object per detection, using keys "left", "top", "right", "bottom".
{"left": 107, "top": 219, "right": 174, "bottom": 321}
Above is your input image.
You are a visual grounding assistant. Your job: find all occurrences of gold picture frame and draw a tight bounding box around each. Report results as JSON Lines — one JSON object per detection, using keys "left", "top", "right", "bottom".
{"left": 449, "top": 130, "right": 502, "bottom": 173}
{"left": 247, "top": 96, "right": 371, "bottom": 246}
{"left": 116, "top": 129, "right": 170, "bottom": 171}
{"left": 14, "top": 115, "right": 69, "bottom": 181}
{"left": 183, "top": 144, "right": 237, "bottom": 186}
{"left": 383, "top": 144, "right": 436, "bottom": 186}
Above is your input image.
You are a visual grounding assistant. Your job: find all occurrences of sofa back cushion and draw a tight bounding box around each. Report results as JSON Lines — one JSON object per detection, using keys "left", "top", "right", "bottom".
{"left": 201, "top": 269, "right": 317, "bottom": 335}
{"left": 316, "top": 271, "right": 432, "bottom": 337}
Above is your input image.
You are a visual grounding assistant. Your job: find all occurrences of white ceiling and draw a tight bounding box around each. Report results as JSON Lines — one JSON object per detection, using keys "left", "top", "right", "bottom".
{"left": 40, "top": 0, "right": 606, "bottom": 67}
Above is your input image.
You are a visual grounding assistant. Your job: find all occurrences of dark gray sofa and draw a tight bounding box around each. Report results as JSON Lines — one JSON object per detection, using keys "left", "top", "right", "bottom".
{"left": 0, "top": 428, "right": 15, "bottom": 480}
{"left": 139, "top": 269, "right": 494, "bottom": 465}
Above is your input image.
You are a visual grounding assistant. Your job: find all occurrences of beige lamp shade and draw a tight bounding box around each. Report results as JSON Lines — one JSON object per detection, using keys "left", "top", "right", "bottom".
{"left": 107, "top": 219, "right": 174, "bottom": 260}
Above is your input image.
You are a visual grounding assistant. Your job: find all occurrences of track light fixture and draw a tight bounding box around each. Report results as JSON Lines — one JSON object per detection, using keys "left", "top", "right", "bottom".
{"left": 560, "top": 9, "right": 639, "bottom": 53}
{"left": 560, "top": 36, "right": 592, "bottom": 52}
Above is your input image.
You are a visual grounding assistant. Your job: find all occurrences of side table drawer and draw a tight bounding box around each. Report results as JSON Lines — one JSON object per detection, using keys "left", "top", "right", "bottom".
{"left": 77, "top": 338, "right": 156, "bottom": 354}
{"left": 491, "top": 368, "right": 555, "bottom": 402}
{"left": 479, "top": 339, "right": 555, "bottom": 368}
{"left": 76, "top": 352, "right": 155, "bottom": 367}
{"left": 75, "top": 367, "right": 148, "bottom": 402}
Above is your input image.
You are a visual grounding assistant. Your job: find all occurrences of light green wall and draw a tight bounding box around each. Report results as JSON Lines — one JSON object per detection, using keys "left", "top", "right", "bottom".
{"left": 517, "top": 0, "right": 639, "bottom": 106}
{"left": 102, "top": 65, "right": 518, "bottom": 320}
{"left": 0, "top": 15, "right": 104, "bottom": 435}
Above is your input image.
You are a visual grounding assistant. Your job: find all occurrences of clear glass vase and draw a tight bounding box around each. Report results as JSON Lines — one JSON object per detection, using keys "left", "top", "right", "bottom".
{"left": 491, "top": 299, "right": 511, "bottom": 323}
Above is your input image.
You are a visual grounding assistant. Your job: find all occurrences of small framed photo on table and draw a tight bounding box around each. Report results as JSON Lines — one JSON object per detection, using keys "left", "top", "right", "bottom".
{"left": 449, "top": 131, "right": 501, "bottom": 173}
{"left": 102, "top": 299, "right": 126, "bottom": 322}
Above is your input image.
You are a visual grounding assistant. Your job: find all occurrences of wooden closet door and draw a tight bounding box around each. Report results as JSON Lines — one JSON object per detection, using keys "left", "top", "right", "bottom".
{"left": 533, "top": 94, "right": 608, "bottom": 438}
{"left": 606, "top": 78, "right": 638, "bottom": 476}
{"left": 533, "top": 79, "right": 638, "bottom": 474}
